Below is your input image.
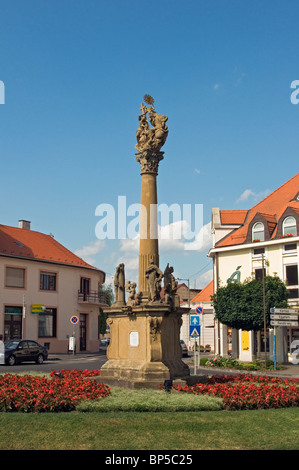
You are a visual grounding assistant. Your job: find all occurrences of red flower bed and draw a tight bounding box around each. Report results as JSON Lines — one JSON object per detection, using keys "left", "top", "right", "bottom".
{"left": 173, "top": 374, "right": 299, "bottom": 410}
{"left": 0, "top": 369, "right": 110, "bottom": 412}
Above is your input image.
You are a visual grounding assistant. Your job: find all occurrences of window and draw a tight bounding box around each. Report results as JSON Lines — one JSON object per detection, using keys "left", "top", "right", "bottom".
{"left": 40, "top": 272, "right": 56, "bottom": 291}
{"left": 284, "top": 243, "right": 297, "bottom": 252}
{"left": 253, "top": 247, "right": 265, "bottom": 255}
{"left": 252, "top": 222, "right": 264, "bottom": 242}
{"left": 5, "top": 267, "right": 25, "bottom": 288}
{"left": 38, "top": 308, "right": 57, "bottom": 337}
{"left": 255, "top": 268, "right": 266, "bottom": 281}
{"left": 286, "top": 265, "right": 299, "bottom": 299}
{"left": 282, "top": 216, "right": 297, "bottom": 237}
{"left": 4, "top": 306, "right": 23, "bottom": 341}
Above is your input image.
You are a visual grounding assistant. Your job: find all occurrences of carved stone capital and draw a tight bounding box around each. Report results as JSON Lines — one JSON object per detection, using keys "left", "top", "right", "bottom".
{"left": 136, "top": 150, "right": 164, "bottom": 175}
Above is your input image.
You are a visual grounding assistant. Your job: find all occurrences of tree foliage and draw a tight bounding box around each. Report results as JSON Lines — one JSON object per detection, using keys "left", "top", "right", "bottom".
{"left": 211, "top": 276, "right": 289, "bottom": 331}
{"left": 98, "top": 284, "right": 114, "bottom": 335}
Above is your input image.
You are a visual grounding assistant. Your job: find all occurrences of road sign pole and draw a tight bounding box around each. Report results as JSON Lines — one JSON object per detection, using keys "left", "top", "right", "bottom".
{"left": 72, "top": 324, "right": 75, "bottom": 355}
{"left": 70, "top": 316, "right": 79, "bottom": 355}
{"left": 274, "top": 326, "right": 277, "bottom": 370}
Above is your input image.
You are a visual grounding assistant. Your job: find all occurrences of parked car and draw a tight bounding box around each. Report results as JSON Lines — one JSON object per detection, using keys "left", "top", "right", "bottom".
{"left": 180, "top": 339, "right": 188, "bottom": 357}
{"left": 4, "top": 340, "right": 48, "bottom": 366}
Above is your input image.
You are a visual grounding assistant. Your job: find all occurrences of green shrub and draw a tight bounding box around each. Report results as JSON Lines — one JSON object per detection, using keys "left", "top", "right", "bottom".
{"left": 200, "top": 357, "right": 209, "bottom": 366}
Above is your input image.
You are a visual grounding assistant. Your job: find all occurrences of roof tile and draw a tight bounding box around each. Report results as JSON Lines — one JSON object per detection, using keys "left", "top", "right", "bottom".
{"left": 216, "top": 173, "right": 299, "bottom": 247}
{"left": 0, "top": 224, "right": 103, "bottom": 273}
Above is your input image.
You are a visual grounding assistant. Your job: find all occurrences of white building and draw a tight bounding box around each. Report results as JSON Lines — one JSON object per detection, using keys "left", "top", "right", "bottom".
{"left": 180, "top": 281, "right": 215, "bottom": 352}
{"left": 0, "top": 220, "right": 107, "bottom": 353}
{"left": 209, "top": 173, "right": 299, "bottom": 363}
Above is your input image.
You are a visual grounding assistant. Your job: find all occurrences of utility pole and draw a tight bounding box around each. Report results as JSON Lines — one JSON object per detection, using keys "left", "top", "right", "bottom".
{"left": 261, "top": 254, "right": 267, "bottom": 368}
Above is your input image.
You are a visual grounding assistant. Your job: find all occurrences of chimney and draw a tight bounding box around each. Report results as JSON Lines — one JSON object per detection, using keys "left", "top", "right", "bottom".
{"left": 19, "top": 220, "right": 31, "bottom": 230}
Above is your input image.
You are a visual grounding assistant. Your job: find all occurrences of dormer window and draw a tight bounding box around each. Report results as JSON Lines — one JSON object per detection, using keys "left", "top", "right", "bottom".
{"left": 252, "top": 222, "right": 264, "bottom": 242}
{"left": 282, "top": 216, "right": 297, "bottom": 237}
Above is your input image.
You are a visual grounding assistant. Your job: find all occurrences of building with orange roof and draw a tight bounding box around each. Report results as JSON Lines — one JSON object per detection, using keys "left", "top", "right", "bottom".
{"left": 179, "top": 280, "right": 215, "bottom": 352}
{"left": 0, "top": 220, "right": 108, "bottom": 353}
{"left": 209, "top": 173, "right": 299, "bottom": 363}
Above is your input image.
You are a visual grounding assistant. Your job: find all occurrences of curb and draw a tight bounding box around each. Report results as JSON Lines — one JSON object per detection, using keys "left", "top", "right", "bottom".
{"left": 195, "top": 365, "right": 299, "bottom": 379}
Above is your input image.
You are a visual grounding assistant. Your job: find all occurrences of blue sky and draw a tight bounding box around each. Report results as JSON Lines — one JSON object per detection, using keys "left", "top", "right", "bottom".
{"left": 1, "top": 0, "right": 299, "bottom": 289}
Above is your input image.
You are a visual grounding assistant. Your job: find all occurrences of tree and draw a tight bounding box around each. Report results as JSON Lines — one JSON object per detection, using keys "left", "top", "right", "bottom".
{"left": 212, "top": 275, "right": 289, "bottom": 331}
{"left": 98, "top": 284, "right": 114, "bottom": 335}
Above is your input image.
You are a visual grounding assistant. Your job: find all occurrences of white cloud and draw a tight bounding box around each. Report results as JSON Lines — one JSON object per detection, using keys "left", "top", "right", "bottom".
{"left": 194, "top": 168, "right": 201, "bottom": 174}
{"left": 236, "top": 189, "right": 255, "bottom": 202}
{"left": 184, "top": 222, "right": 213, "bottom": 252}
{"left": 234, "top": 72, "right": 246, "bottom": 87}
{"left": 236, "top": 188, "right": 270, "bottom": 204}
{"left": 75, "top": 239, "right": 106, "bottom": 265}
{"left": 194, "top": 268, "right": 213, "bottom": 289}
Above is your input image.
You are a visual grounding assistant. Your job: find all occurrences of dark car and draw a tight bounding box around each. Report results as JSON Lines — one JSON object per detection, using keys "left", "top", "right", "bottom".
{"left": 5, "top": 340, "right": 48, "bottom": 366}
{"left": 180, "top": 339, "right": 188, "bottom": 357}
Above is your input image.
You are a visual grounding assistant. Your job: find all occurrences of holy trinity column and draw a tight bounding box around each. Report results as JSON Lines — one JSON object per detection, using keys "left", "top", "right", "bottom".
{"left": 135, "top": 95, "right": 168, "bottom": 299}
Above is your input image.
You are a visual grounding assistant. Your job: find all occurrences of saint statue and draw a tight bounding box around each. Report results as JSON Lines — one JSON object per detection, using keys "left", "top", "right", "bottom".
{"left": 113, "top": 263, "right": 126, "bottom": 305}
{"left": 145, "top": 260, "right": 163, "bottom": 302}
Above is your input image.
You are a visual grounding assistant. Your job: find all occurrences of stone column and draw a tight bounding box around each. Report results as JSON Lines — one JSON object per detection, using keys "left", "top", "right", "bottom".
{"left": 136, "top": 150, "right": 164, "bottom": 298}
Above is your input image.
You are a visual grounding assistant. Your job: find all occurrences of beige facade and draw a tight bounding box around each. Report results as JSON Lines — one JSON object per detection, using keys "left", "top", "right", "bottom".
{"left": 0, "top": 222, "right": 107, "bottom": 353}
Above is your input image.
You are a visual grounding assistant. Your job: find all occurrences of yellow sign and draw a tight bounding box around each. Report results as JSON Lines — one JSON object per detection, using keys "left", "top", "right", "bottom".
{"left": 242, "top": 330, "right": 249, "bottom": 351}
{"left": 31, "top": 304, "right": 45, "bottom": 314}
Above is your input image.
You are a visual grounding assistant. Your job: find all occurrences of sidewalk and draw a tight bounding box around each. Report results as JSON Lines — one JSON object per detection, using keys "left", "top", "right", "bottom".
{"left": 199, "top": 364, "right": 299, "bottom": 379}
{"left": 47, "top": 350, "right": 106, "bottom": 361}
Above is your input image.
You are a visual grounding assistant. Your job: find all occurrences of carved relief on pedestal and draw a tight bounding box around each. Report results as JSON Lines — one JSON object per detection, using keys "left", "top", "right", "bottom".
{"left": 149, "top": 316, "right": 162, "bottom": 362}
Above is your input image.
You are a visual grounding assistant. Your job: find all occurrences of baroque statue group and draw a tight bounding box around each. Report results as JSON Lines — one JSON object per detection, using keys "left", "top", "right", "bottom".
{"left": 113, "top": 261, "right": 178, "bottom": 308}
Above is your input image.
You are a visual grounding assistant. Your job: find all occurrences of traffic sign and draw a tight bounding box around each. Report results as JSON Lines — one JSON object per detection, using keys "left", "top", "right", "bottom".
{"left": 190, "top": 315, "right": 200, "bottom": 326}
{"left": 270, "top": 314, "right": 298, "bottom": 321}
{"left": 190, "top": 326, "right": 200, "bottom": 337}
{"left": 270, "top": 308, "right": 299, "bottom": 314}
{"left": 270, "top": 320, "right": 298, "bottom": 327}
{"left": 70, "top": 315, "right": 79, "bottom": 325}
{"left": 195, "top": 306, "right": 203, "bottom": 315}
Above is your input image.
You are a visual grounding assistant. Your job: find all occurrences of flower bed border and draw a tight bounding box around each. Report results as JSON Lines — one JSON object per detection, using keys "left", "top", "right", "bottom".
{"left": 0, "top": 369, "right": 110, "bottom": 412}
{"left": 173, "top": 374, "right": 299, "bottom": 410}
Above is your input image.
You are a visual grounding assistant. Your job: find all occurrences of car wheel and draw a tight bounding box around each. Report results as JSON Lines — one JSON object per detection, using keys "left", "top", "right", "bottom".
{"left": 36, "top": 354, "right": 44, "bottom": 364}
{"left": 7, "top": 355, "right": 16, "bottom": 366}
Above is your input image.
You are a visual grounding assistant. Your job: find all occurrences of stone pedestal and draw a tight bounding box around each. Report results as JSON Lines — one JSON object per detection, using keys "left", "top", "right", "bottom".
{"left": 100, "top": 303, "right": 190, "bottom": 388}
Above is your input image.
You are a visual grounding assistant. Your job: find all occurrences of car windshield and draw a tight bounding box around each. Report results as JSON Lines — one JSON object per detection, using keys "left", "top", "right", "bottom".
{"left": 5, "top": 341, "right": 20, "bottom": 349}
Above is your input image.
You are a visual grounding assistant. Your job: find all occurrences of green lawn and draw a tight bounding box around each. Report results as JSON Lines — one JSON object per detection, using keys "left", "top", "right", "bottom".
{"left": 1, "top": 377, "right": 298, "bottom": 450}
{"left": 0, "top": 407, "right": 298, "bottom": 450}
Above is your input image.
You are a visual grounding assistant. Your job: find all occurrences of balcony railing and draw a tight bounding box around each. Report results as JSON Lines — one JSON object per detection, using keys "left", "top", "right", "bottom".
{"left": 78, "top": 290, "right": 109, "bottom": 306}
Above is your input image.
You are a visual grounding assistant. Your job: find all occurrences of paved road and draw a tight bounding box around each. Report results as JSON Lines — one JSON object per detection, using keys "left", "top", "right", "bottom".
{"left": 1, "top": 350, "right": 298, "bottom": 378}
{"left": 0, "top": 351, "right": 108, "bottom": 374}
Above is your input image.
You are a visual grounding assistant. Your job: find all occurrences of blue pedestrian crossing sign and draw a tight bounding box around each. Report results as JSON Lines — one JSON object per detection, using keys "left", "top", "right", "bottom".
{"left": 190, "top": 325, "right": 200, "bottom": 337}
